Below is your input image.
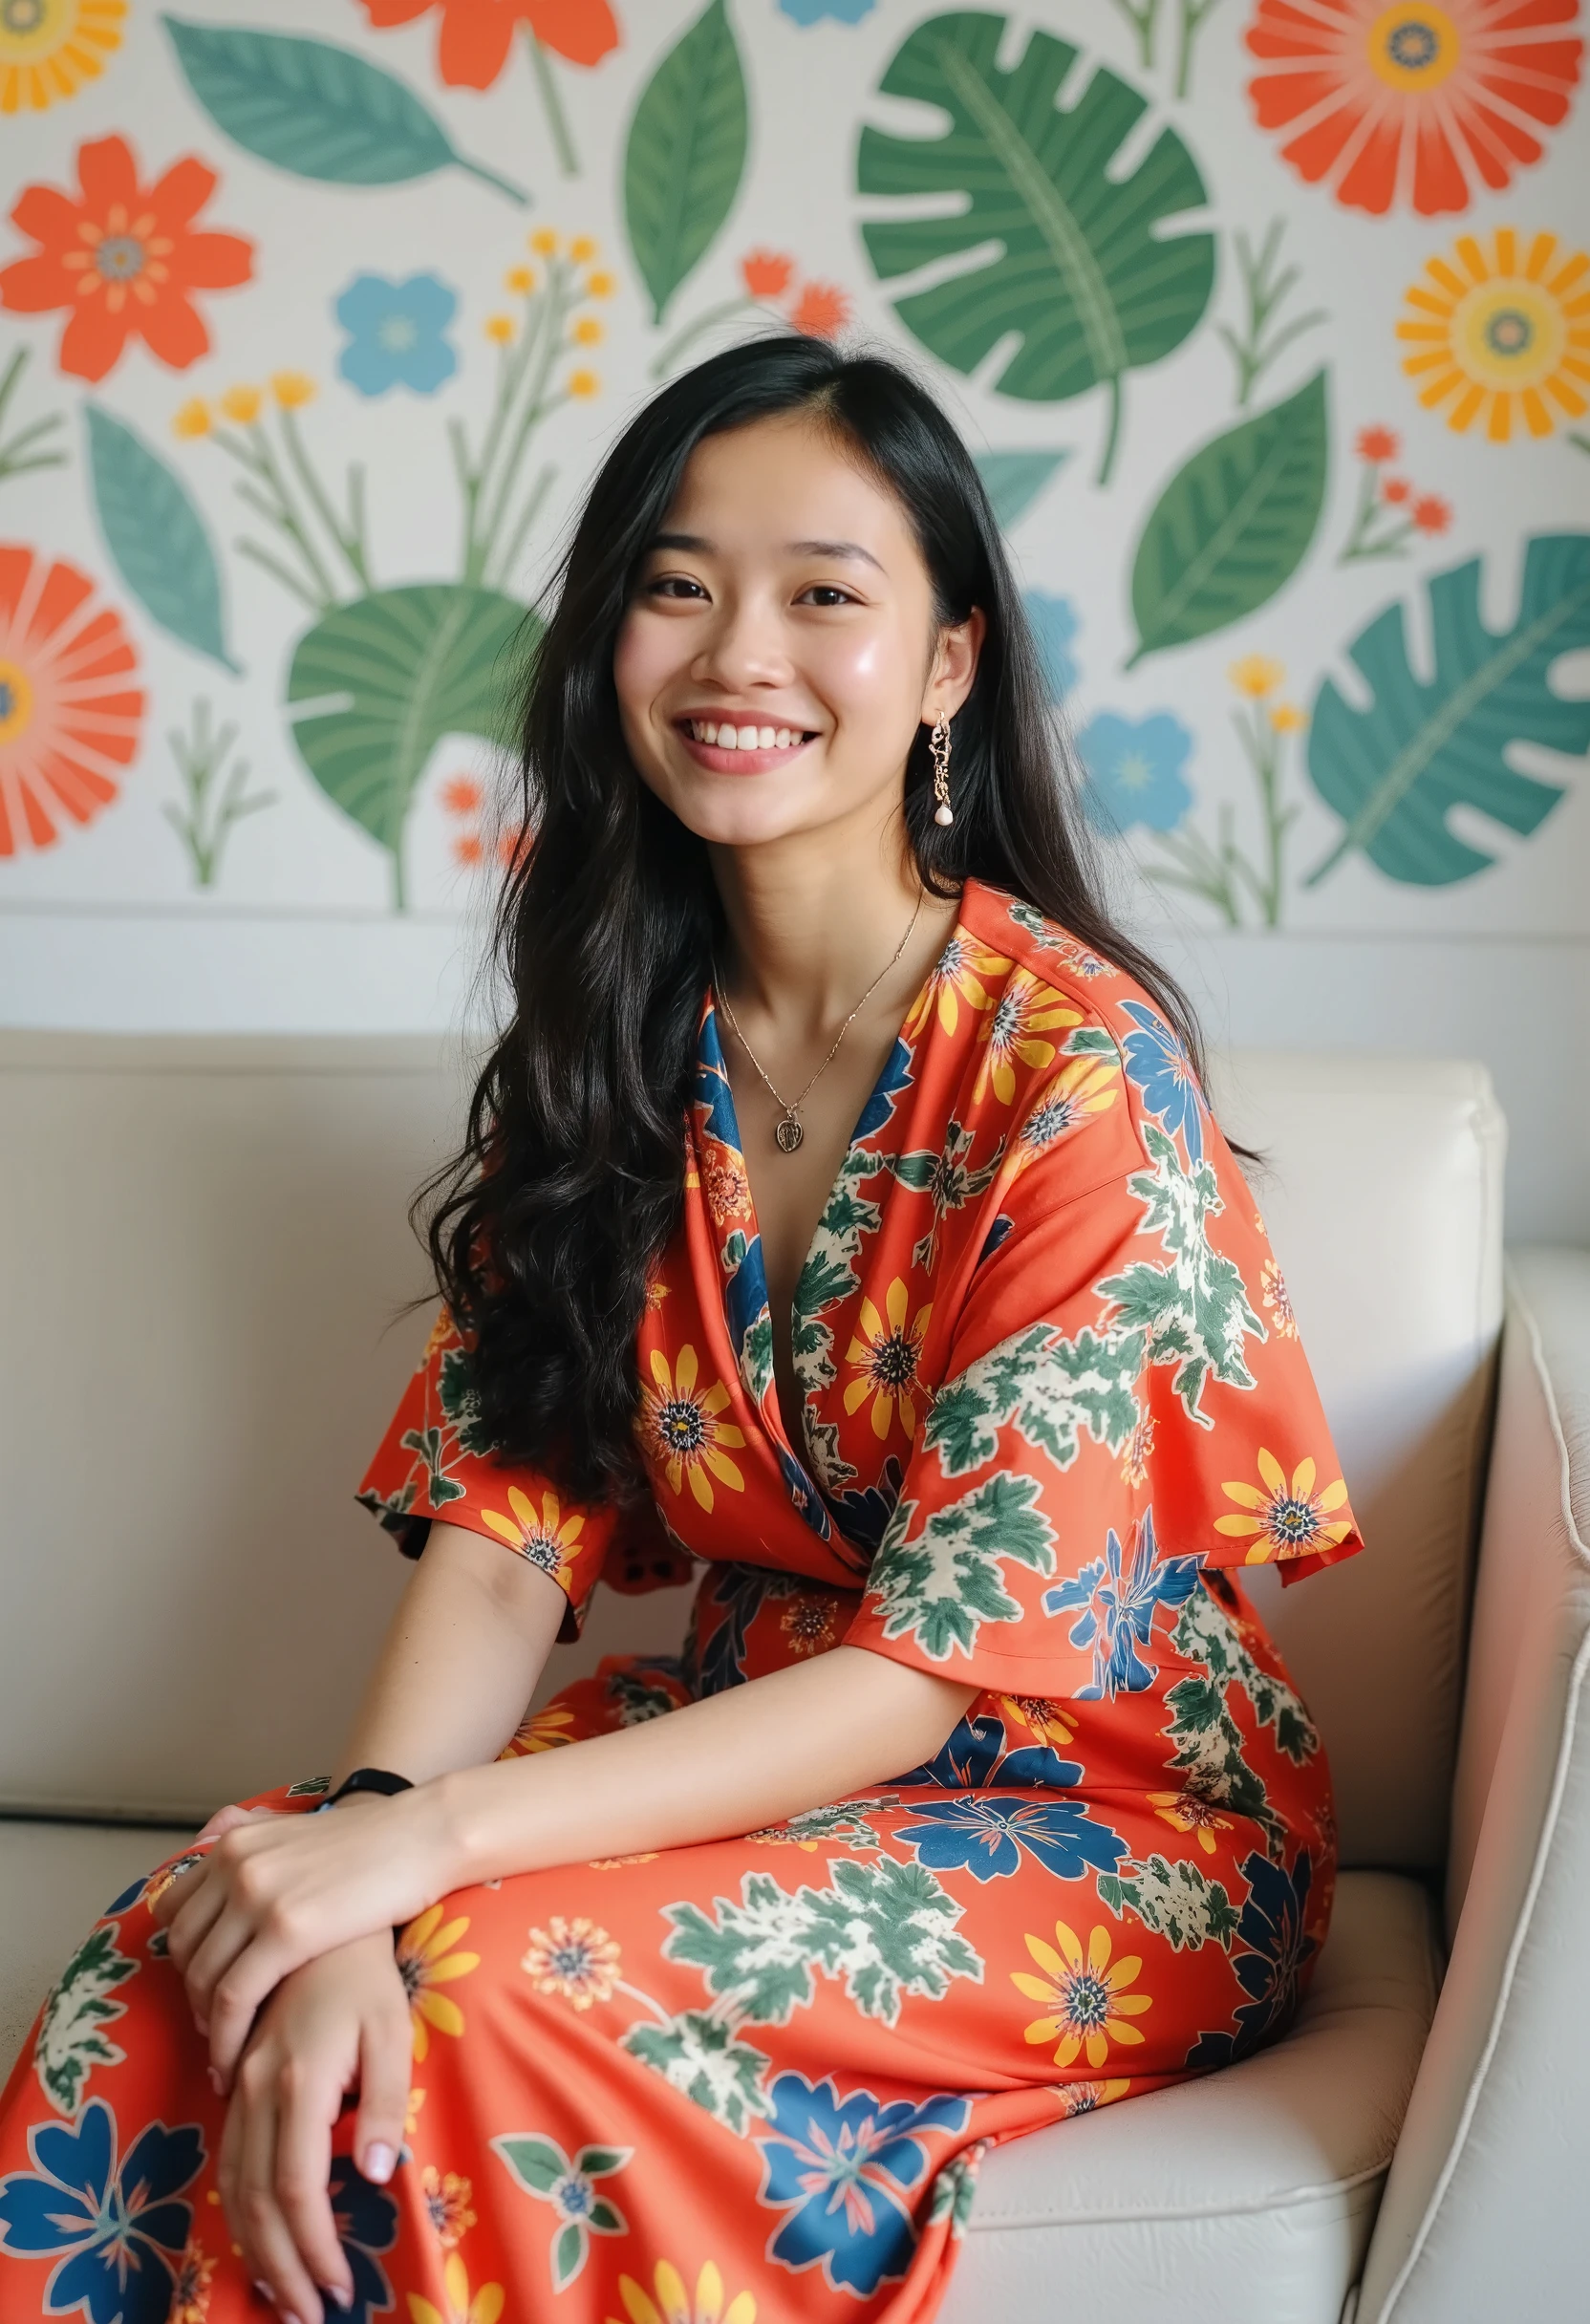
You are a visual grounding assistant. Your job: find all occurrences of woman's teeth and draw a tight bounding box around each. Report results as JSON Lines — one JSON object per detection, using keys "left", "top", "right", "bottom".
{"left": 683, "top": 719, "right": 808, "bottom": 750}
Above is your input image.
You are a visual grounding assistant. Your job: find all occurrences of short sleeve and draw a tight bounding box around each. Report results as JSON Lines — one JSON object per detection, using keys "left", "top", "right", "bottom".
{"left": 356, "top": 1309, "right": 693, "bottom": 1639}
{"left": 842, "top": 1102, "right": 1364, "bottom": 1699}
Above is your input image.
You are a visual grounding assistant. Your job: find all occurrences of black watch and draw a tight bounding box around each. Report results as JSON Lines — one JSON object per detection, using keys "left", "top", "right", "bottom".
{"left": 316, "top": 1766, "right": 414, "bottom": 1811}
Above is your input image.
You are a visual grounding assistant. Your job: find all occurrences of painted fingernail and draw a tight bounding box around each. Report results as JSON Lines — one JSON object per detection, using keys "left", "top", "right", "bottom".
{"left": 251, "top": 2284, "right": 274, "bottom": 2308}
{"left": 206, "top": 2066, "right": 224, "bottom": 2097}
{"left": 363, "top": 2141, "right": 396, "bottom": 2184}
{"left": 321, "top": 2288, "right": 353, "bottom": 2313}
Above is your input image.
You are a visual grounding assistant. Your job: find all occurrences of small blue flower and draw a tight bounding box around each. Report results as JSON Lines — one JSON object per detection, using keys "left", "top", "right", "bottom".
{"left": 1185, "top": 1847, "right": 1318, "bottom": 2068}
{"left": 778, "top": 0, "right": 876, "bottom": 20}
{"left": 1024, "top": 591, "right": 1080, "bottom": 700}
{"left": 327, "top": 2156, "right": 398, "bottom": 2323}
{"left": 1042, "top": 1508, "right": 1204, "bottom": 1700}
{"left": 334, "top": 272, "right": 458, "bottom": 397}
{"left": 1118, "top": 1000, "right": 1207, "bottom": 1165}
{"left": 0, "top": 2098, "right": 203, "bottom": 2324}
{"left": 1078, "top": 711, "right": 1192, "bottom": 834}
{"left": 757, "top": 2073, "right": 968, "bottom": 2295}
{"left": 894, "top": 1797, "right": 1126, "bottom": 1883}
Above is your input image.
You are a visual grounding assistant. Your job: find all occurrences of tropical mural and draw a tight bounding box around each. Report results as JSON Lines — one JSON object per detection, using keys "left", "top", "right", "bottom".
{"left": 0, "top": 0, "right": 1585, "bottom": 943}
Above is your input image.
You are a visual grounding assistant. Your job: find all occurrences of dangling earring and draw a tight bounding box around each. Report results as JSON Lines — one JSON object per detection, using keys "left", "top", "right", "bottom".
{"left": 930, "top": 708, "right": 954, "bottom": 828}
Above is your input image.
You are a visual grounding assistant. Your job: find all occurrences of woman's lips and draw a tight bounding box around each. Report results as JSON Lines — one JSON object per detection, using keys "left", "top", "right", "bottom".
{"left": 674, "top": 718, "right": 816, "bottom": 773}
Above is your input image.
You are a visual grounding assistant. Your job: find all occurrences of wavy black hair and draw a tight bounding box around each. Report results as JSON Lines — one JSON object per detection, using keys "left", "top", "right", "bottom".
{"left": 422, "top": 333, "right": 1209, "bottom": 1504}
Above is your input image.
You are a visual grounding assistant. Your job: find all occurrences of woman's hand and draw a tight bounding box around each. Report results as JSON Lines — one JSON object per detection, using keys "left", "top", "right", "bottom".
{"left": 153, "top": 1789, "right": 453, "bottom": 2089}
{"left": 221, "top": 1931, "right": 411, "bottom": 2324}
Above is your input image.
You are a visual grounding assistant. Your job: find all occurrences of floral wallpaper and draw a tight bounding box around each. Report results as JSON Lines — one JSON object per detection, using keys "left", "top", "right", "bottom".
{"left": 0, "top": 0, "right": 1585, "bottom": 949}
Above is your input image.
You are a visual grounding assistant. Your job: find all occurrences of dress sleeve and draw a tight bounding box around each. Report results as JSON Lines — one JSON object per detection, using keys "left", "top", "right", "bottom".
{"left": 356, "top": 1309, "right": 693, "bottom": 1640}
{"left": 842, "top": 1097, "right": 1364, "bottom": 1700}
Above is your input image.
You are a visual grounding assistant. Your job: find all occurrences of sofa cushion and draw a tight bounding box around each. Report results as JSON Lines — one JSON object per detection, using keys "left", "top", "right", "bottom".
{"left": 944, "top": 1871, "right": 1440, "bottom": 2324}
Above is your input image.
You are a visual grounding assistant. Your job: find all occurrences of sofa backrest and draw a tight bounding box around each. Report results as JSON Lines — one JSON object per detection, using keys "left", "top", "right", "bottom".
{"left": 0, "top": 1033, "right": 1504, "bottom": 1865}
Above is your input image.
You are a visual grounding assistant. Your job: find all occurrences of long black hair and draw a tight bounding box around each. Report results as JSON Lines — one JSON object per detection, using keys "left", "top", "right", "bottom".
{"left": 423, "top": 333, "right": 1208, "bottom": 1503}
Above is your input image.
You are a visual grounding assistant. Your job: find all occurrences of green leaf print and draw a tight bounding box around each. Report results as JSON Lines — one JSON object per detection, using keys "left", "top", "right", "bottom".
{"left": 1304, "top": 532, "right": 1590, "bottom": 889}
{"left": 799, "top": 1856, "right": 983, "bottom": 2027}
{"left": 974, "top": 448, "right": 1069, "bottom": 529}
{"left": 623, "top": 0, "right": 749, "bottom": 325}
{"left": 620, "top": 2012, "right": 771, "bottom": 2136}
{"left": 1127, "top": 372, "right": 1329, "bottom": 666}
{"left": 1101, "top": 1126, "right": 1265, "bottom": 1425}
{"left": 793, "top": 1150, "right": 889, "bottom": 1494}
{"left": 489, "top": 2131, "right": 631, "bottom": 2288}
{"left": 399, "top": 1427, "right": 466, "bottom": 1509}
{"left": 1172, "top": 1584, "right": 1319, "bottom": 1766}
{"left": 33, "top": 1925, "right": 138, "bottom": 2117}
{"left": 927, "top": 1323, "right": 1143, "bottom": 1478}
{"left": 439, "top": 1345, "right": 495, "bottom": 1457}
{"left": 856, "top": 11, "right": 1214, "bottom": 484}
{"left": 1097, "top": 1854, "right": 1239, "bottom": 1951}
{"left": 84, "top": 405, "right": 238, "bottom": 674}
{"left": 865, "top": 1472, "right": 1055, "bottom": 1663}
{"left": 755, "top": 1796, "right": 897, "bottom": 1852}
{"left": 492, "top": 2134, "right": 568, "bottom": 2194}
{"left": 662, "top": 1873, "right": 823, "bottom": 2025}
{"left": 1155, "top": 1578, "right": 1320, "bottom": 1861}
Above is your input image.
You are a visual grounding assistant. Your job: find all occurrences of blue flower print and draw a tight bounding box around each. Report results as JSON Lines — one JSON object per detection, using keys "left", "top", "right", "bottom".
{"left": 335, "top": 272, "right": 458, "bottom": 397}
{"left": 0, "top": 2098, "right": 203, "bottom": 2324}
{"left": 1042, "top": 1509, "right": 1204, "bottom": 1700}
{"left": 779, "top": 0, "right": 877, "bottom": 20}
{"left": 895, "top": 1796, "right": 1126, "bottom": 1883}
{"left": 327, "top": 2155, "right": 398, "bottom": 2322}
{"left": 757, "top": 2073, "right": 969, "bottom": 2296}
{"left": 1024, "top": 591, "right": 1080, "bottom": 700}
{"left": 1078, "top": 711, "right": 1192, "bottom": 834}
{"left": 1117, "top": 1000, "right": 1207, "bottom": 1165}
{"left": 899, "top": 1712, "right": 1083, "bottom": 1793}
{"left": 828, "top": 1453, "right": 905, "bottom": 1556}
{"left": 1185, "top": 1847, "right": 1318, "bottom": 2069}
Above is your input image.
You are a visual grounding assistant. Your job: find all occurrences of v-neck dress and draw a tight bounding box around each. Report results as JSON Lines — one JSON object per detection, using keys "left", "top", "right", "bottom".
{"left": 0, "top": 877, "right": 1364, "bottom": 2324}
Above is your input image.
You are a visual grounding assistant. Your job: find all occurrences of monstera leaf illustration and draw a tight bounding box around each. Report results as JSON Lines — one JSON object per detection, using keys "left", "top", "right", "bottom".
{"left": 287, "top": 585, "right": 531, "bottom": 909}
{"left": 856, "top": 11, "right": 1214, "bottom": 484}
{"left": 625, "top": 0, "right": 748, "bottom": 325}
{"left": 1305, "top": 534, "right": 1590, "bottom": 889}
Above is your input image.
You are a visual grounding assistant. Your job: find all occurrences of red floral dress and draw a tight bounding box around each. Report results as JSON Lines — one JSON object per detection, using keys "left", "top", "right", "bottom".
{"left": 0, "top": 876, "right": 1363, "bottom": 2324}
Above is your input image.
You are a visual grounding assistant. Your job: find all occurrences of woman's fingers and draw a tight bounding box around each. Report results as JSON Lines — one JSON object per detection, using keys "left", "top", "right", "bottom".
{"left": 231, "top": 2051, "right": 329, "bottom": 2324}
{"left": 274, "top": 2049, "right": 358, "bottom": 2313}
{"left": 353, "top": 1983, "right": 414, "bottom": 2189}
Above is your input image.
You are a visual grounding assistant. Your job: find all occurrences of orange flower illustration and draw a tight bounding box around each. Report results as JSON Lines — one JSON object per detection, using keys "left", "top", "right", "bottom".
{"left": 1215, "top": 1449, "right": 1354, "bottom": 1562}
{"left": 505, "top": 1700, "right": 578, "bottom": 1756}
{"left": 1245, "top": 0, "right": 1582, "bottom": 217}
{"left": 741, "top": 248, "right": 794, "bottom": 297}
{"left": 397, "top": 1904, "right": 481, "bottom": 2060}
{"left": 0, "top": 546, "right": 142, "bottom": 857}
{"left": 1, "top": 134, "right": 252, "bottom": 380}
{"left": 1005, "top": 1057, "right": 1120, "bottom": 1184}
{"left": 1149, "top": 1789, "right": 1235, "bottom": 1855}
{"left": 787, "top": 281, "right": 850, "bottom": 338}
{"left": 973, "top": 970, "right": 1083, "bottom": 1106}
{"left": 480, "top": 1484, "right": 586, "bottom": 1591}
{"left": 522, "top": 1914, "right": 621, "bottom": 2009}
{"left": 844, "top": 1277, "right": 932, "bottom": 1442}
{"left": 169, "top": 2236, "right": 215, "bottom": 2324}
{"left": 420, "top": 2165, "right": 477, "bottom": 2249}
{"left": 1260, "top": 1259, "right": 1298, "bottom": 1338}
{"left": 901, "top": 934, "right": 1013, "bottom": 1041}
{"left": 640, "top": 1345, "right": 746, "bottom": 1512}
{"left": 357, "top": 0, "right": 619, "bottom": 84}
{"left": 1012, "top": 1921, "right": 1152, "bottom": 2070}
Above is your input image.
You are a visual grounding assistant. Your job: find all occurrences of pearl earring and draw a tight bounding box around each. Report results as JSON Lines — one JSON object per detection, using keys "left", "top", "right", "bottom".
{"left": 930, "top": 709, "right": 954, "bottom": 828}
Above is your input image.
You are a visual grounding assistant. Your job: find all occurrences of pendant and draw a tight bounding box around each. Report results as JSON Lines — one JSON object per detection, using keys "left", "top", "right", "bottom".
{"left": 774, "top": 1112, "right": 804, "bottom": 1154}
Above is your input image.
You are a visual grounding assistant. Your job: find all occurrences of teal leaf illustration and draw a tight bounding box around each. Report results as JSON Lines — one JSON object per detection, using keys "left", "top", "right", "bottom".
{"left": 974, "top": 448, "right": 1068, "bottom": 528}
{"left": 161, "top": 17, "right": 527, "bottom": 204}
{"left": 1304, "top": 534, "right": 1590, "bottom": 889}
{"left": 624, "top": 0, "right": 748, "bottom": 325}
{"left": 1127, "top": 370, "right": 1327, "bottom": 667}
{"left": 857, "top": 11, "right": 1214, "bottom": 484}
{"left": 286, "top": 585, "right": 532, "bottom": 909}
{"left": 84, "top": 404, "right": 238, "bottom": 673}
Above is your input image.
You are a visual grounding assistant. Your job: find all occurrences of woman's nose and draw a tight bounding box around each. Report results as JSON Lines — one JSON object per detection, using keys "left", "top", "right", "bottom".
{"left": 692, "top": 597, "right": 794, "bottom": 689}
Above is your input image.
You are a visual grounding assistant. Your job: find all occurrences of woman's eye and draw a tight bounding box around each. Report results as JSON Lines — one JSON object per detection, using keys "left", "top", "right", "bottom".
{"left": 801, "top": 585, "right": 854, "bottom": 608}
{"left": 646, "top": 575, "right": 706, "bottom": 600}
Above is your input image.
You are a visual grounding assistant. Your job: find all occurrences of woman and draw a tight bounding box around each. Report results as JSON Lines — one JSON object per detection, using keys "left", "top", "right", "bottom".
{"left": 0, "top": 337, "right": 1362, "bottom": 2324}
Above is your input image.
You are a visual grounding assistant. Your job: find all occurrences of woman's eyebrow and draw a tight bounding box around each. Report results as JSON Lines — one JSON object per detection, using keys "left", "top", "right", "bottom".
{"left": 646, "top": 530, "right": 885, "bottom": 572}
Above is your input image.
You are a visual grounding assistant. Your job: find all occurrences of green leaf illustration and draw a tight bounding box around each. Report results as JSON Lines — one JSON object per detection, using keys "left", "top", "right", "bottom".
{"left": 856, "top": 11, "right": 1214, "bottom": 484}
{"left": 84, "top": 404, "right": 238, "bottom": 673}
{"left": 1127, "top": 370, "right": 1328, "bottom": 666}
{"left": 974, "top": 448, "right": 1068, "bottom": 529}
{"left": 286, "top": 585, "right": 532, "bottom": 909}
{"left": 162, "top": 17, "right": 527, "bottom": 203}
{"left": 1304, "top": 533, "right": 1590, "bottom": 888}
{"left": 624, "top": 0, "right": 748, "bottom": 325}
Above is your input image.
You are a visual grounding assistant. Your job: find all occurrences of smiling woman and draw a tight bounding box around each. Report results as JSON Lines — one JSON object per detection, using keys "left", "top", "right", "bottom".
{"left": 0, "top": 337, "right": 1364, "bottom": 2324}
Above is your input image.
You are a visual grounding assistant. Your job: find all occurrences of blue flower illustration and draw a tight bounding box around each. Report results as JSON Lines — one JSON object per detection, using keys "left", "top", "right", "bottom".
{"left": 1078, "top": 711, "right": 1192, "bottom": 834}
{"left": 1024, "top": 591, "right": 1080, "bottom": 700}
{"left": 334, "top": 272, "right": 458, "bottom": 397}
{"left": 1042, "top": 1509, "right": 1204, "bottom": 1700}
{"left": 757, "top": 2073, "right": 969, "bottom": 2295}
{"left": 778, "top": 0, "right": 876, "bottom": 20}
{"left": 899, "top": 1712, "right": 1082, "bottom": 1793}
{"left": 895, "top": 1796, "right": 1126, "bottom": 1883}
{"left": 327, "top": 2155, "right": 398, "bottom": 2323}
{"left": 1185, "top": 1847, "right": 1318, "bottom": 2068}
{"left": 828, "top": 1453, "right": 905, "bottom": 1555}
{"left": 0, "top": 2098, "right": 203, "bottom": 2324}
{"left": 1117, "top": 1000, "right": 1208, "bottom": 1165}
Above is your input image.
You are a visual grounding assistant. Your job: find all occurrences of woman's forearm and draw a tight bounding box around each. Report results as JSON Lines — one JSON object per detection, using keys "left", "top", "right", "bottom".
{"left": 425, "top": 1645, "right": 977, "bottom": 1891}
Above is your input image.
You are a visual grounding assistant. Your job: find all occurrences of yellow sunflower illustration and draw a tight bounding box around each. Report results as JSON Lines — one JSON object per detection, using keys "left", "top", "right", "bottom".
{"left": 1012, "top": 1921, "right": 1152, "bottom": 2070}
{"left": 640, "top": 1345, "right": 746, "bottom": 1512}
{"left": 480, "top": 1484, "right": 585, "bottom": 1591}
{"left": 1149, "top": 1789, "right": 1234, "bottom": 1856}
{"left": 843, "top": 1277, "right": 932, "bottom": 1441}
{"left": 973, "top": 970, "right": 1083, "bottom": 1106}
{"left": 396, "top": 1904, "right": 481, "bottom": 2061}
{"left": 505, "top": 1700, "right": 578, "bottom": 1757}
{"left": 1398, "top": 226, "right": 1590, "bottom": 441}
{"left": 1214, "top": 1449, "right": 1353, "bottom": 1562}
{"left": 0, "top": 0, "right": 124, "bottom": 113}
{"left": 901, "top": 933, "right": 1014, "bottom": 1041}
{"left": 409, "top": 2253, "right": 505, "bottom": 2324}
{"left": 1005, "top": 1056, "right": 1119, "bottom": 1184}
{"left": 608, "top": 2258, "right": 757, "bottom": 2324}
{"left": 996, "top": 1693, "right": 1079, "bottom": 1753}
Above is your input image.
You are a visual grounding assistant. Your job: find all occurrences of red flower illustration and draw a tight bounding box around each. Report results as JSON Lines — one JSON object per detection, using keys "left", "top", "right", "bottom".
{"left": 0, "top": 546, "right": 143, "bottom": 857}
{"left": 1245, "top": 0, "right": 1583, "bottom": 217}
{"left": 787, "top": 282, "right": 850, "bottom": 339}
{"left": 358, "top": 0, "right": 619, "bottom": 86}
{"left": 1411, "top": 491, "right": 1453, "bottom": 530}
{"left": 1382, "top": 474, "right": 1412, "bottom": 502}
{"left": 0, "top": 136, "right": 252, "bottom": 382}
{"left": 1355, "top": 422, "right": 1400, "bottom": 460}
{"left": 741, "top": 249, "right": 795, "bottom": 298}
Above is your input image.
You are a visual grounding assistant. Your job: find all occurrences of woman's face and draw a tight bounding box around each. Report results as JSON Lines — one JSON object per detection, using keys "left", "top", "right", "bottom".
{"left": 613, "top": 412, "right": 981, "bottom": 850}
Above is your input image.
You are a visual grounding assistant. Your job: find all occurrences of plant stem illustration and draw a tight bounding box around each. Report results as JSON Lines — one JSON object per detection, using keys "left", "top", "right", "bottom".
{"left": 163, "top": 696, "right": 275, "bottom": 888}
{"left": 1107, "top": 0, "right": 1223, "bottom": 95}
{"left": 526, "top": 29, "right": 580, "bottom": 176}
{"left": 1338, "top": 426, "right": 1451, "bottom": 563}
{"left": 0, "top": 348, "right": 66, "bottom": 490}
{"left": 1146, "top": 656, "right": 1304, "bottom": 928}
{"left": 1216, "top": 219, "right": 1327, "bottom": 409}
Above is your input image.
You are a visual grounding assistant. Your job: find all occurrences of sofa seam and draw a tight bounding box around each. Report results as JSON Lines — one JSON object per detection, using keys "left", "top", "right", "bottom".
{"left": 968, "top": 2157, "right": 1393, "bottom": 2234}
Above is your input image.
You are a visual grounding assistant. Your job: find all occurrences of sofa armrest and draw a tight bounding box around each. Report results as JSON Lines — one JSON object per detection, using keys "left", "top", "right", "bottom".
{"left": 1357, "top": 1248, "right": 1590, "bottom": 2322}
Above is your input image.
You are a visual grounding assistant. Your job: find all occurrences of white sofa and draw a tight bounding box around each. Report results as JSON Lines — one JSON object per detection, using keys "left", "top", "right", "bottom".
{"left": 1, "top": 1030, "right": 1584, "bottom": 2323}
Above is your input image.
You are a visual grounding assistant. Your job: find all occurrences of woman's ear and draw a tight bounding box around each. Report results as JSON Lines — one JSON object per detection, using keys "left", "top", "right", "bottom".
{"left": 930, "top": 605, "right": 987, "bottom": 721}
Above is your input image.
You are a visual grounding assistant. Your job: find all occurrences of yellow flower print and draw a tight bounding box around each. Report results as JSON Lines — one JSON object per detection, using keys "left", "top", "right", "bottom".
{"left": 269, "top": 370, "right": 315, "bottom": 409}
{"left": 218, "top": 383, "right": 260, "bottom": 424}
{"left": 567, "top": 367, "right": 600, "bottom": 398}
{"left": 408, "top": 2254, "right": 505, "bottom": 2324}
{"left": 1269, "top": 702, "right": 1307, "bottom": 734}
{"left": 1214, "top": 1449, "right": 1353, "bottom": 1563}
{"left": 1057, "top": 2078, "right": 1130, "bottom": 2117}
{"left": 484, "top": 313, "right": 515, "bottom": 345}
{"left": 997, "top": 1693, "right": 1078, "bottom": 1753}
{"left": 973, "top": 970, "right": 1082, "bottom": 1107}
{"left": 171, "top": 398, "right": 210, "bottom": 440}
{"left": 1012, "top": 1920, "right": 1152, "bottom": 2070}
{"left": 404, "top": 2086, "right": 427, "bottom": 2143}
{"left": 397, "top": 1907, "right": 480, "bottom": 2060}
{"left": 505, "top": 264, "right": 534, "bottom": 293}
{"left": 585, "top": 269, "right": 617, "bottom": 297}
{"left": 641, "top": 1345, "right": 746, "bottom": 1512}
{"left": 609, "top": 2257, "right": 757, "bottom": 2324}
{"left": 505, "top": 1699, "right": 578, "bottom": 1756}
{"left": 644, "top": 1273, "right": 671, "bottom": 1311}
{"left": 522, "top": 1914, "right": 622, "bottom": 2010}
{"left": 1229, "top": 654, "right": 1284, "bottom": 699}
{"left": 0, "top": 0, "right": 124, "bottom": 115}
{"left": 569, "top": 234, "right": 598, "bottom": 263}
{"left": 780, "top": 1593, "right": 838, "bottom": 1656}
{"left": 1005, "top": 1056, "right": 1119, "bottom": 1183}
{"left": 1121, "top": 1412, "right": 1155, "bottom": 1489}
{"left": 901, "top": 933, "right": 1012, "bottom": 1041}
{"left": 170, "top": 2235, "right": 215, "bottom": 2324}
{"left": 529, "top": 227, "right": 560, "bottom": 255}
{"left": 572, "top": 314, "right": 604, "bottom": 346}
{"left": 419, "top": 2165, "right": 476, "bottom": 2249}
{"left": 1260, "top": 1259, "right": 1298, "bottom": 1339}
{"left": 480, "top": 1484, "right": 585, "bottom": 1590}
{"left": 1149, "top": 1789, "right": 1233, "bottom": 1856}
{"left": 844, "top": 1277, "right": 931, "bottom": 1441}
{"left": 1398, "top": 227, "right": 1590, "bottom": 442}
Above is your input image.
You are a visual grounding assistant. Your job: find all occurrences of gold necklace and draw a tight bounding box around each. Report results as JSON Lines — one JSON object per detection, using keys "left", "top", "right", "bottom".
{"left": 713, "top": 893, "right": 924, "bottom": 1154}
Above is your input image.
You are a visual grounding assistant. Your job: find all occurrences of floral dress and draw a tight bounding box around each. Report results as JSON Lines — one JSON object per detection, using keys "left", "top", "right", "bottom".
{"left": 0, "top": 875, "right": 1363, "bottom": 2324}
